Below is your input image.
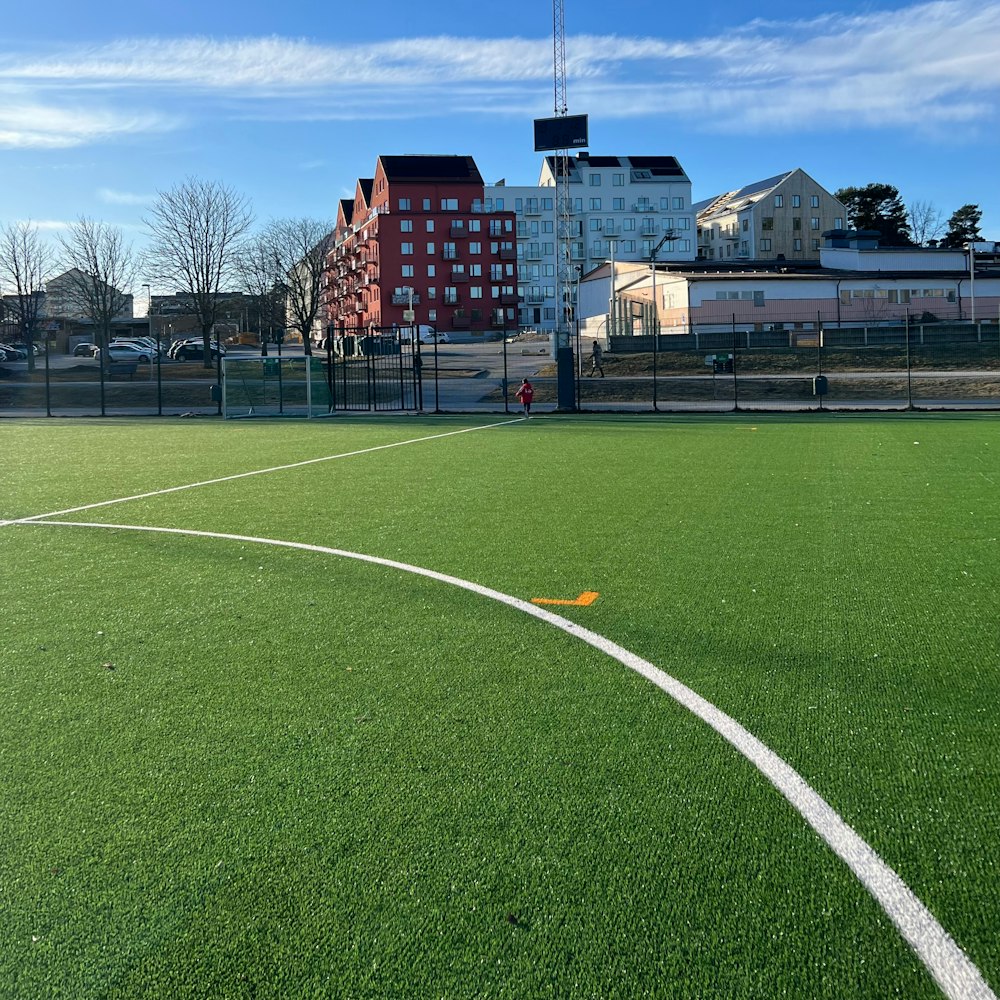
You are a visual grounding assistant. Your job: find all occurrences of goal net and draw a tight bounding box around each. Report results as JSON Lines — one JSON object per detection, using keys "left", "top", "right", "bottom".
{"left": 222, "top": 357, "right": 333, "bottom": 418}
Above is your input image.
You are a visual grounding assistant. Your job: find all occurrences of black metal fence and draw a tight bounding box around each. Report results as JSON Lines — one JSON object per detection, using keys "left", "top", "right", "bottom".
{"left": 3, "top": 322, "right": 999, "bottom": 417}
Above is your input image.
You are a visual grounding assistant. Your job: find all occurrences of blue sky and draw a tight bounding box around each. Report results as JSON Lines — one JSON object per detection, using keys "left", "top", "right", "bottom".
{"left": 2, "top": 0, "right": 998, "bottom": 253}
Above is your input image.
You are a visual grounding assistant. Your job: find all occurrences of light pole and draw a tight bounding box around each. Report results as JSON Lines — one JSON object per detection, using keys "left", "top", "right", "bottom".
{"left": 143, "top": 284, "right": 162, "bottom": 416}
{"left": 649, "top": 230, "right": 676, "bottom": 412}
{"left": 607, "top": 235, "right": 619, "bottom": 340}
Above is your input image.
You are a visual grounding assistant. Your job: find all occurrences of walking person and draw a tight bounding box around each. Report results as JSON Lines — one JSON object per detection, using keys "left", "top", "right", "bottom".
{"left": 514, "top": 377, "right": 534, "bottom": 418}
{"left": 589, "top": 339, "right": 605, "bottom": 377}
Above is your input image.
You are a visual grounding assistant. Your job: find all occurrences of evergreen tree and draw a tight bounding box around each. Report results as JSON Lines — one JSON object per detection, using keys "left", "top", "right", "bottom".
{"left": 834, "top": 183, "right": 914, "bottom": 246}
{"left": 941, "top": 204, "right": 983, "bottom": 248}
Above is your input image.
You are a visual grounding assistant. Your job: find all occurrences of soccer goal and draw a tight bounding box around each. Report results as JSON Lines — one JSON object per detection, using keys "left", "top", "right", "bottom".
{"left": 222, "top": 357, "right": 334, "bottom": 418}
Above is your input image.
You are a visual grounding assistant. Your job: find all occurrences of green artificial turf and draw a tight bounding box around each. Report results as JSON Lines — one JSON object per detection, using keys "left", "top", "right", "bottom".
{"left": 2, "top": 413, "right": 999, "bottom": 998}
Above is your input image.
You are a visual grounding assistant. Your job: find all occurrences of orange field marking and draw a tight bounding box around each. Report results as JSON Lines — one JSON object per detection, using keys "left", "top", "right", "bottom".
{"left": 530, "top": 591, "right": 599, "bottom": 607}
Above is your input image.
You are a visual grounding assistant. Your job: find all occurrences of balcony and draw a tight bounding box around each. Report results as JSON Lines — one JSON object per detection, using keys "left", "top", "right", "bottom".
{"left": 450, "top": 313, "right": 469, "bottom": 328}
{"left": 500, "top": 292, "right": 521, "bottom": 305}
{"left": 450, "top": 271, "right": 469, "bottom": 283}
{"left": 449, "top": 225, "right": 468, "bottom": 238}
{"left": 498, "top": 248, "right": 517, "bottom": 261}
{"left": 632, "top": 203, "right": 656, "bottom": 213}
{"left": 524, "top": 202, "right": 541, "bottom": 216}
{"left": 442, "top": 295, "right": 461, "bottom": 306}
{"left": 442, "top": 249, "right": 459, "bottom": 261}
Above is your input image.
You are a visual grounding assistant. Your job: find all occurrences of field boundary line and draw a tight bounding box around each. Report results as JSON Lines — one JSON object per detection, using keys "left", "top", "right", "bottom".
{"left": 17, "top": 518, "right": 997, "bottom": 1000}
{"left": 5, "top": 418, "right": 523, "bottom": 526}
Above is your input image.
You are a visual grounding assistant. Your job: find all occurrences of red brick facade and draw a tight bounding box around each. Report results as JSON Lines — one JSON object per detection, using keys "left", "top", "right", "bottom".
{"left": 323, "top": 156, "right": 518, "bottom": 337}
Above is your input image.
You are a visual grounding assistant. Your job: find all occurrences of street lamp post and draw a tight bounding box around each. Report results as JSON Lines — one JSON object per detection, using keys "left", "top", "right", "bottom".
{"left": 648, "top": 230, "right": 676, "bottom": 412}
{"left": 143, "top": 284, "right": 162, "bottom": 416}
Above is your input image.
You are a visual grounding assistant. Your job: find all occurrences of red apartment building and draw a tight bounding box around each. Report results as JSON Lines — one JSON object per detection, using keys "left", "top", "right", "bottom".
{"left": 323, "top": 156, "right": 519, "bottom": 337}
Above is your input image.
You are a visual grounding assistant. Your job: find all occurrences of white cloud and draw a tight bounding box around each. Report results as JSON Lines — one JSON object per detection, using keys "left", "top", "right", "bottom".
{"left": 0, "top": 86, "right": 179, "bottom": 149}
{"left": 98, "top": 188, "right": 155, "bottom": 206}
{"left": 0, "top": 1, "right": 997, "bottom": 141}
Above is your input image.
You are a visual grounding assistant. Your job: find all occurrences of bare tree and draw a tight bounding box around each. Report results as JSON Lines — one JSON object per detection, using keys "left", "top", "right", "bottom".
{"left": 0, "top": 222, "right": 54, "bottom": 371}
{"left": 235, "top": 235, "right": 287, "bottom": 355}
{"left": 57, "top": 218, "right": 138, "bottom": 368}
{"left": 907, "top": 200, "right": 945, "bottom": 247}
{"left": 144, "top": 178, "right": 253, "bottom": 367}
{"left": 267, "top": 218, "right": 336, "bottom": 356}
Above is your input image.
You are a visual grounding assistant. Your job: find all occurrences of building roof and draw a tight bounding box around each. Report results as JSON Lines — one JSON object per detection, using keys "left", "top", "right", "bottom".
{"left": 694, "top": 171, "right": 795, "bottom": 218}
{"left": 541, "top": 154, "right": 689, "bottom": 183}
{"left": 377, "top": 155, "right": 483, "bottom": 184}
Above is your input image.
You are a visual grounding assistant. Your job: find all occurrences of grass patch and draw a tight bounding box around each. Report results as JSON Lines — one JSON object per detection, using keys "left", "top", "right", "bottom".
{"left": 3, "top": 414, "right": 999, "bottom": 997}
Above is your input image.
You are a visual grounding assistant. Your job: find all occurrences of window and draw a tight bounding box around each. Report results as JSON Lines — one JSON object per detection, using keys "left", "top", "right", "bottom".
{"left": 624, "top": 218, "right": 635, "bottom": 231}
{"left": 742, "top": 218, "right": 749, "bottom": 231}
{"left": 515, "top": 198, "right": 523, "bottom": 212}
{"left": 613, "top": 173, "right": 625, "bottom": 186}
{"left": 470, "top": 286, "right": 483, "bottom": 299}
{"left": 774, "top": 195, "right": 783, "bottom": 207}
{"left": 753, "top": 291, "right": 765, "bottom": 307}
{"left": 469, "top": 242, "right": 482, "bottom": 254}
{"left": 398, "top": 198, "right": 411, "bottom": 210}
{"left": 793, "top": 238, "right": 802, "bottom": 251}
{"left": 427, "top": 264, "right": 436, "bottom": 277}
{"left": 440, "top": 198, "right": 458, "bottom": 211}
{"left": 792, "top": 217, "right": 802, "bottom": 230}
{"left": 811, "top": 217, "right": 820, "bottom": 230}
{"left": 590, "top": 198, "right": 602, "bottom": 211}
{"left": 401, "top": 242, "right": 413, "bottom": 255}
{"left": 423, "top": 198, "right": 431, "bottom": 210}
{"left": 470, "top": 264, "right": 482, "bottom": 277}
{"left": 660, "top": 197, "right": 670, "bottom": 210}
{"left": 762, "top": 217, "right": 774, "bottom": 231}
{"left": 760, "top": 238, "right": 772, "bottom": 251}
{"left": 589, "top": 173, "right": 601, "bottom": 186}
{"left": 428, "top": 309, "right": 437, "bottom": 321}
{"left": 443, "top": 242, "right": 457, "bottom": 259}
{"left": 812, "top": 239, "right": 820, "bottom": 250}
{"left": 622, "top": 240, "right": 636, "bottom": 253}
{"left": 400, "top": 220, "right": 413, "bottom": 233}
{"left": 680, "top": 239, "right": 691, "bottom": 252}
{"left": 835, "top": 217, "right": 843, "bottom": 229}
{"left": 469, "top": 219, "right": 481, "bottom": 232}
{"left": 443, "top": 287, "right": 458, "bottom": 304}
{"left": 811, "top": 195, "right": 820, "bottom": 208}
{"left": 792, "top": 195, "right": 801, "bottom": 208}
{"left": 589, "top": 219, "right": 601, "bottom": 231}
{"left": 401, "top": 265, "right": 413, "bottom": 277}
{"left": 427, "top": 287, "right": 437, "bottom": 299}
{"left": 426, "top": 220, "right": 435, "bottom": 232}
{"left": 425, "top": 242, "right": 435, "bottom": 254}
{"left": 672, "top": 197, "right": 684, "bottom": 210}
{"left": 678, "top": 217, "right": 690, "bottom": 230}
{"left": 542, "top": 197, "right": 553, "bottom": 211}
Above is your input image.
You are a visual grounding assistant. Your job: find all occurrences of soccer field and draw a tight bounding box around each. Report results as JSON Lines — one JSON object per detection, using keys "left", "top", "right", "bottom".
{"left": 2, "top": 413, "right": 999, "bottom": 999}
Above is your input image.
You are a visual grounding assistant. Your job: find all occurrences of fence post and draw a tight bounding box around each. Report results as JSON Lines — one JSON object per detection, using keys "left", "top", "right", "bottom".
{"left": 905, "top": 310, "right": 913, "bottom": 410}
{"left": 732, "top": 314, "right": 739, "bottom": 412}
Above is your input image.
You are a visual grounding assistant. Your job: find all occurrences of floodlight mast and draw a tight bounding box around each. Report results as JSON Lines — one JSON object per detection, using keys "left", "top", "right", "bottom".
{"left": 552, "top": 0, "right": 576, "bottom": 409}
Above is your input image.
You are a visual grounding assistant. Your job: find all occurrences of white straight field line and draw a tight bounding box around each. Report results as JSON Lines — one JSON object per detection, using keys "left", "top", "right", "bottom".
{"left": 18, "top": 518, "right": 997, "bottom": 1000}
{"left": 5, "top": 418, "right": 524, "bottom": 526}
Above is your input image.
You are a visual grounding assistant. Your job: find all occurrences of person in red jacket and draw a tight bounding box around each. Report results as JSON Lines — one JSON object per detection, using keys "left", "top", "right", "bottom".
{"left": 514, "top": 378, "right": 534, "bottom": 417}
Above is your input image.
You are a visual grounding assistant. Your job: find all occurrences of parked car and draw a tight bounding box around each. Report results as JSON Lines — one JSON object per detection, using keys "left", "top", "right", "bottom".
{"left": 170, "top": 339, "right": 226, "bottom": 361}
{"left": 73, "top": 342, "right": 99, "bottom": 357}
{"left": 418, "top": 329, "right": 450, "bottom": 344}
{"left": 0, "top": 343, "right": 28, "bottom": 360}
{"left": 111, "top": 337, "right": 159, "bottom": 354}
{"left": 110, "top": 339, "right": 160, "bottom": 358}
{"left": 95, "top": 343, "right": 154, "bottom": 363}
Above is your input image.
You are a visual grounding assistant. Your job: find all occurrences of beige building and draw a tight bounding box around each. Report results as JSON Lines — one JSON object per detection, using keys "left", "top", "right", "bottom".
{"left": 695, "top": 169, "right": 846, "bottom": 263}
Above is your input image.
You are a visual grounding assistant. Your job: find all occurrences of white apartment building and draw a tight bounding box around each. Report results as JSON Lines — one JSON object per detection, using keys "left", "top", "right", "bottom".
{"left": 485, "top": 154, "right": 695, "bottom": 331}
{"left": 695, "top": 169, "right": 846, "bottom": 263}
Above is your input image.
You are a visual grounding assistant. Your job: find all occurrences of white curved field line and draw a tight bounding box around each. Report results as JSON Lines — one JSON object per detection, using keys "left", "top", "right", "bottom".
{"left": 17, "top": 518, "right": 997, "bottom": 1000}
